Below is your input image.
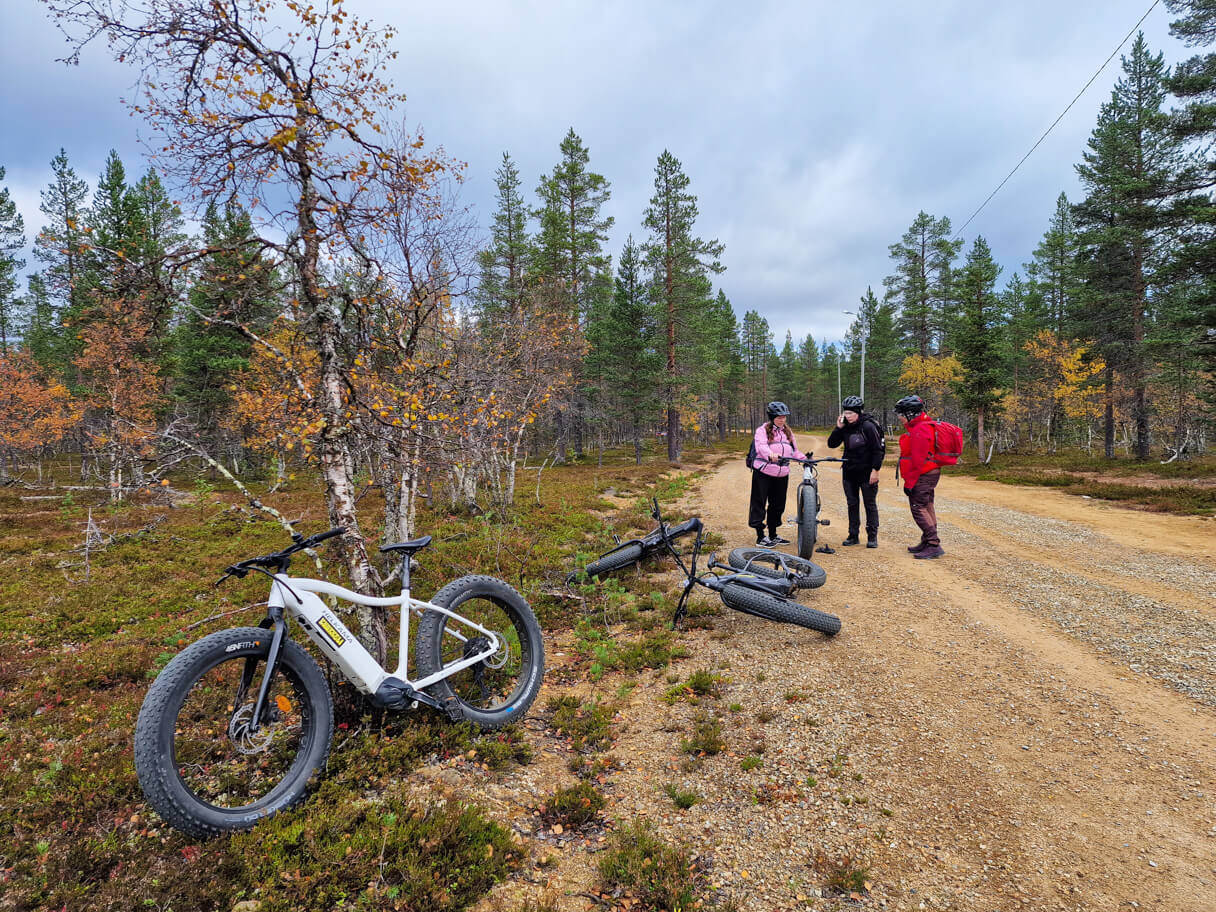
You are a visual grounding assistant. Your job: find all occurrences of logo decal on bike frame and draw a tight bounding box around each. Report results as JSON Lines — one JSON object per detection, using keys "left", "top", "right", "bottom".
{"left": 317, "top": 614, "right": 346, "bottom": 648}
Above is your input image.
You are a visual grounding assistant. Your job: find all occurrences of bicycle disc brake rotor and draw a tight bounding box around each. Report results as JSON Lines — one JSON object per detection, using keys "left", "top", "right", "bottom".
{"left": 227, "top": 703, "right": 276, "bottom": 755}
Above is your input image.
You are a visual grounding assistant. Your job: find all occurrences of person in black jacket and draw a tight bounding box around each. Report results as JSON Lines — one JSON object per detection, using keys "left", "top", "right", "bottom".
{"left": 826, "top": 395, "right": 885, "bottom": 548}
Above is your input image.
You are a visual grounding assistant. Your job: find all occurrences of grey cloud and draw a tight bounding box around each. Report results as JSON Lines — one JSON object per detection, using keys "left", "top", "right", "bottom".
{"left": 1, "top": 0, "right": 1180, "bottom": 346}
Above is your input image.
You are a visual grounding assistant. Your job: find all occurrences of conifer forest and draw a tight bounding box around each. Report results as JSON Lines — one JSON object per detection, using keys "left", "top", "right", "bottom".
{"left": 1, "top": 2, "right": 1213, "bottom": 534}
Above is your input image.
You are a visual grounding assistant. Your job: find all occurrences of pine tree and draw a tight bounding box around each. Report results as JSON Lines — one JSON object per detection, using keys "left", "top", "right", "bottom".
{"left": 0, "top": 165, "right": 26, "bottom": 354}
{"left": 641, "top": 151, "right": 724, "bottom": 461}
{"left": 883, "top": 211, "right": 962, "bottom": 357}
{"left": 32, "top": 149, "right": 89, "bottom": 370}
{"left": 1074, "top": 33, "right": 1192, "bottom": 458}
{"left": 533, "top": 129, "right": 613, "bottom": 321}
{"left": 951, "top": 237, "right": 1005, "bottom": 457}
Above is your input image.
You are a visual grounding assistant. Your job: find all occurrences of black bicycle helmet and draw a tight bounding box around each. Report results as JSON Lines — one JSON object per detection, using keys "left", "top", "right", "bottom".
{"left": 842, "top": 395, "right": 864, "bottom": 411}
{"left": 894, "top": 394, "right": 925, "bottom": 418}
{"left": 766, "top": 401, "right": 790, "bottom": 419}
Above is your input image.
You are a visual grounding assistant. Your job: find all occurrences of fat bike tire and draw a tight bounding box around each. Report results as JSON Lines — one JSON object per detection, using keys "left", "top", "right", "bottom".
{"left": 415, "top": 575, "right": 544, "bottom": 731}
{"left": 796, "top": 483, "right": 819, "bottom": 560}
{"left": 719, "top": 583, "right": 841, "bottom": 635}
{"left": 726, "top": 547, "right": 827, "bottom": 590}
{"left": 133, "top": 626, "right": 333, "bottom": 839}
{"left": 580, "top": 543, "right": 644, "bottom": 580}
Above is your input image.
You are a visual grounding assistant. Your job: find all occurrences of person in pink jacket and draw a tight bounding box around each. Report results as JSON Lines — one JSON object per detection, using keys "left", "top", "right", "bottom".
{"left": 748, "top": 401, "right": 806, "bottom": 546}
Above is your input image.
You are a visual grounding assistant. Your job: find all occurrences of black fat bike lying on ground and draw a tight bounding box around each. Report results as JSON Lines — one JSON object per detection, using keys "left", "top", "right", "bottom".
{"left": 579, "top": 500, "right": 840, "bottom": 635}
{"left": 569, "top": 509, "right": 701, "bottom": 581}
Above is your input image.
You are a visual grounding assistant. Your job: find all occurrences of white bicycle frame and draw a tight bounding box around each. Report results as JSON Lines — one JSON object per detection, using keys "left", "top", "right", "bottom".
{"left": 268, "top": 574, "right": 503, "bottom": 698}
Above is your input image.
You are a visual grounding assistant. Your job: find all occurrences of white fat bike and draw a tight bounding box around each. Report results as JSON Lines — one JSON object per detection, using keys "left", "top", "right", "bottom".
{"left": 134, "top": 527, "right": 544, "bottom": 838}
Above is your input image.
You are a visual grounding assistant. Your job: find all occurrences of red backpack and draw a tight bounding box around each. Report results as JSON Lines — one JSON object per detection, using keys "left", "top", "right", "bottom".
{"left": 929, "top": 420, "right": 964, "bottom": 465}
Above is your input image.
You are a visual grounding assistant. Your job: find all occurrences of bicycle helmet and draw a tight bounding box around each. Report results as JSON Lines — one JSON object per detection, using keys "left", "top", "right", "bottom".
{"left": 894, "top": 394, "right": 925, "bottom": 418}
{"left": 842, "top": 395, "right": 864, "bottom": 412}
{"left": 765, "top": 401, "right": 790, "bottom": 420}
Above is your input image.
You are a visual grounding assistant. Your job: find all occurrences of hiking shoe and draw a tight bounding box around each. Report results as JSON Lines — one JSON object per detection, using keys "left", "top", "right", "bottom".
{"left": 841, "top": 536, "right": 860, "bottom": 546}
{"left": 769, "top": 535, "right": 791, "bottom": 545}
{"left": 913, "top": 545, "right": 945, "bottom": 559}
{"left": 866, "top": 537, "right": 878, "bottom": 549}
{"left": 907, "top": 542, "right": 928, "bottom": 553}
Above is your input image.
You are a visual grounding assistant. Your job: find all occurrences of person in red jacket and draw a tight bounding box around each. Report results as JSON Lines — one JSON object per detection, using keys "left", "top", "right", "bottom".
{"left": 895, "top": 395, "right": 945, "bottom": 559}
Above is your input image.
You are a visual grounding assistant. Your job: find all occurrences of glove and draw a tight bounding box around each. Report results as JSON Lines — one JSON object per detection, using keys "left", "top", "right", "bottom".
{"left": 778, "top": 457, "right": 790, "bottom": 467}
{"left": 904, "top": 487, "right": 913, "bottom": 497}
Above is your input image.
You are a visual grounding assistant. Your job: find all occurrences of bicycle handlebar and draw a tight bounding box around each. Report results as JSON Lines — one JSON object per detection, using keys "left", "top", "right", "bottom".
{"left": 787, "top": 456, "right": 843, "bottom": 465}
{"left": 219, "top": 526, "right": 348, "bottom": 583}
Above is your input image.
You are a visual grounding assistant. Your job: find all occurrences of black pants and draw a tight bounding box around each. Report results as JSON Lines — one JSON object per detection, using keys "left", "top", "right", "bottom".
{"left": 748, "top": 471, "right": 789, "bottom": 540}
{"left": 842, "top": 474, "right": 879, "bottom": 538}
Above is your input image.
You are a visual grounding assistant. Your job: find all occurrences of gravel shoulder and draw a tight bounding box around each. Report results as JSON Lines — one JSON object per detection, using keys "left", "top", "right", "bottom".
{"left": 469, "top": 441, "right": 1216, "bottom": 911}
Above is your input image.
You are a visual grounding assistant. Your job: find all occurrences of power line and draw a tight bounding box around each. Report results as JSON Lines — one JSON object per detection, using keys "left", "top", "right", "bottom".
{"left": 953, "top": 0, "right": 1162, "bottom": 239}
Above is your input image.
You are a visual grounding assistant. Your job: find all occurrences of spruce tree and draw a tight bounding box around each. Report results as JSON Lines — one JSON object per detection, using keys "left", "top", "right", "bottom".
{"left": 476, "top": 152, "right": 531, "bottom": 322}
{"left": 1164, "top": 0, "right": 1216, "bottom": 402}
{"left": 533, "top": 129, "right": 613, "bottom": 459}
{"left": 641, "top": 151, "right": 724, "bottom": 461}
{"left": 855, "top": 287, "right": 903, "bottom": 428}
{"left": 173, "top": 201, "right": 278, "bottom": 432}
{"left": 951, "top": 237, "right": 1005, "bottom": 457}
{"left": 1026, "top": 192, "right": 1080, "bottom": 338}
{"left": 584, "top": 236, "right": 660, "bottom": 463}
{"left": 0, "top": 166, "right": 25, "bottom": 354}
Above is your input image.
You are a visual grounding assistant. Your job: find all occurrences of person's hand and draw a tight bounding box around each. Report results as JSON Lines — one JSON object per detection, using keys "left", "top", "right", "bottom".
{"left": 869, "top": 469, "right": 880, "bottom": 485}
{"left": 904, "top": 487, "right": 912, "bottom": 497}
{"left": 836, "top": 413, "right": 845, "bottom": 428}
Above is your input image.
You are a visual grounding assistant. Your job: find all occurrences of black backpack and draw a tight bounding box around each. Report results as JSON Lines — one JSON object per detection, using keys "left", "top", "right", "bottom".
{"left": 745, "top": 440, "right": 759, "bottom": 470}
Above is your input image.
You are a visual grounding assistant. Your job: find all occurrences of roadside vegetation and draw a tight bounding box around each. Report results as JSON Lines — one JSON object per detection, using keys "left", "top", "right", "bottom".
{"left": 0, "top": 444, "right": 723, "bottom": 912}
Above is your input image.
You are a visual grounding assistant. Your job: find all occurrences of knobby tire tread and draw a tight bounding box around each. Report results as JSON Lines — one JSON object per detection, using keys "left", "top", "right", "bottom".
{"left": 414, "top": 575, "right": 544, "bottom": 731}
{"left": 133, "top": 626, "right": 333, "bottom": 839}
{"left": 726, "top": 547, "right": 827, "bottom": 590}
{"left": 797, "top": 483, "right": 819, "bottom": 560}
{"left": 581, "top": 543, "right": 644, "bottom": 579}
{"left": 719, "top": 583, "right": 841, "bottom": 635}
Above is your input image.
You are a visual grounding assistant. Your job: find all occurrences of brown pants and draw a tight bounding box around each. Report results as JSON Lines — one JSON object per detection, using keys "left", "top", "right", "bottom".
{"left": 907, "top": 470, "right": 941, "bottom": 547}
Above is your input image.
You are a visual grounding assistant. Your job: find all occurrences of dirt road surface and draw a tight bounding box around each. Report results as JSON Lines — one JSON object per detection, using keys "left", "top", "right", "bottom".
{"left": 480, "top": 440, "right": 1216, "bottom": 912}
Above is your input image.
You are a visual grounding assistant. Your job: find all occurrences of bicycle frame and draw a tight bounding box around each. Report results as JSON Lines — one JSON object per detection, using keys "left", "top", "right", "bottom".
{"left": 268, "top": 576, "right": 502, "bottom": 701}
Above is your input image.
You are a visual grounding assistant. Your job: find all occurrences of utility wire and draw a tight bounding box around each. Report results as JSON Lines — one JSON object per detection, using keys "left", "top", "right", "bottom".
{"left": 953, "top": 0, "right": 1162, "bottom": 239}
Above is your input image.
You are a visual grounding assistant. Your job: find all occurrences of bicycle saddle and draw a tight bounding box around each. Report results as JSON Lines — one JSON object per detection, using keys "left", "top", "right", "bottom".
{"left": 380, "top": 535, "right": 432, "bottom": 555}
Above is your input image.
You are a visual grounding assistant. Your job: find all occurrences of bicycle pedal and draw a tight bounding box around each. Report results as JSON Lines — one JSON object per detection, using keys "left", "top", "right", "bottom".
{"left": 818, "top": 519, "right": 830, "bottom": 525}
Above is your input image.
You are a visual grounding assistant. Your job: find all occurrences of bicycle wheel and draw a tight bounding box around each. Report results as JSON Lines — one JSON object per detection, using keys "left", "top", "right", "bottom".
{"left": 415, "top": 575, "right": 544, "bottom": 730}
{"left": 796, "top": 481, "right": 819, "bottom": 560}
{"left": 727, "top": 547, "right": 827, "bottom": 590}
{"left": 134, "top": 627, "right": 333, "bottom": 838}
{"left": 579, "top": 542, "right": 644, "bottom": 580}
{"left": 719, "top": 582, "right": 841, "bottom": 635}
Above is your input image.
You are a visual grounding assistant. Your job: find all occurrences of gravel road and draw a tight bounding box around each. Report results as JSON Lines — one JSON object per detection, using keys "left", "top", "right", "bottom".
{"left": 464, "top": 441, "right": 1216, "bottom": 912}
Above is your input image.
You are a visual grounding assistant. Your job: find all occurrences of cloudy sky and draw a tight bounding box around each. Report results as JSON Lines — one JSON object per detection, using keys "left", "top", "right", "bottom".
{"left": 0, "top": 0, "right": 1179, "bottom": 345}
